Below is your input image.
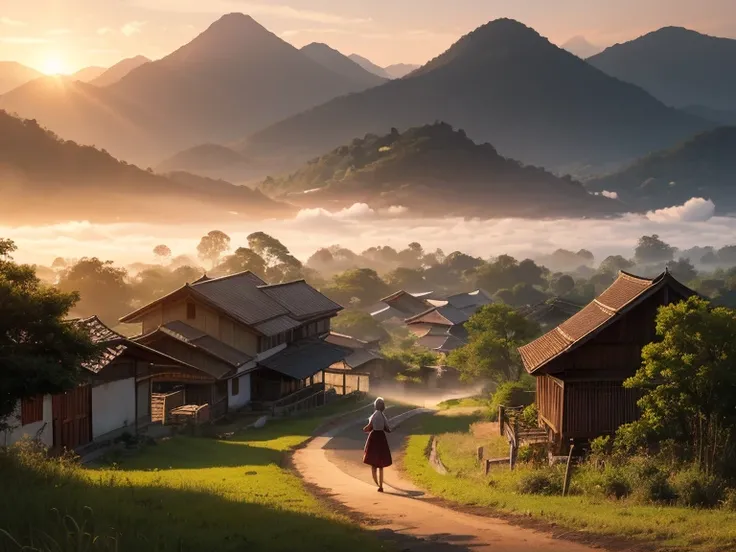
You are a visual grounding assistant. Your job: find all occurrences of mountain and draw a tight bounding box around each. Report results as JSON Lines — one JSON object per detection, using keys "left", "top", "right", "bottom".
{"left": 589, "top": 27, "right": 736, "bottom": 112}
{"left": 90, "top": 55, "right": 150, "bottom": 87}
{"left": 561, "top": 36, "right": 602, "bottom": 58}
{"left": 72, "top": 66, "right": 107, "bottom": 82}
{"left": 0, "top": 110, "right": 292, "bottom": 225}
{"left": 384, "top": 63, "right": 420, "bottom": 78}
{"left": 681, "top": 105, "right": 736, "bottom": 126}
{"left": 203, "top": 19, "right": 708, "bottom": 178}
{"left": 348, "top": 53, "right": 391, "bottom": 78}
{"left": 257, "top": 123, "right": 622, "bottom": 218}
{"left": 300, "top": 43, "right": 387, "bottom": 89}
{"left": 0, "top": 62, "right": 42, "bottom": 94}
{"left": 0, "top": 13, "right": 377, "bottom": 164}
{"left": 587, "top": 127, "right": 736, "bottom": 212}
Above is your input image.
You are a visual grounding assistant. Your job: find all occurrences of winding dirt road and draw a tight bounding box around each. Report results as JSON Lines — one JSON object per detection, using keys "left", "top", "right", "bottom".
{"left": 293, "top": 409, "right": 599, "bottom": 552}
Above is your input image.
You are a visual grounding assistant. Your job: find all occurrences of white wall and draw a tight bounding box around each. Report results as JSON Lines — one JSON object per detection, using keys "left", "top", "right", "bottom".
{"left": 2, "top": 396, "right": 53, "bottom": 448}
{"left": 92, "top": 378, "right": 136, "bottom": 439}
{"left": 228, "top": 371, "right": 252, "bottom": 410}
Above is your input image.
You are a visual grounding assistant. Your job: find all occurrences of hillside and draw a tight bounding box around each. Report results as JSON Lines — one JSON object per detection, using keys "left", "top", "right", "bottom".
{"left": 90, "top": 56, "right": 150, "bottom": 87}
{"left": 258, "top": 123, "right": 622, "bottom": 218}
{"left": 0, "top": 110, "right": 292, "bottom": 224}
{"left": 0, "top": 62, "right": 42, "bottom": 94}
{"left": 72, "top": 66, "right": 107, "bottom": 82}
{"left": 384, "top": 64, "right": 420, "bottom": 78}
{"left": 348, "top": 54, "right": 391, "bottom": 78}
{"left": 0, "top": 13, "right": 374, "bottom": 164}
{"left": 301, "top": 43, "right": 386, "bottom": 89}
{"left": 589, "top": 27, "right": 736, "bottom": 112}
{"left": 561, "top": 36, "right": 602, "bottom": 58}
{"left": 212, "top": 19, "right": 708, "bottom": 179}
{"left": 587, "top": 127, "right": 736, "bottom": 212}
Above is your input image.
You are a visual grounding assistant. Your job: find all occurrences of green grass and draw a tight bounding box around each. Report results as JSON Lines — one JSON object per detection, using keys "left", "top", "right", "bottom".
{"left": 403, "top": 413, "right": 736, "bottom": 552}
{"left": 436, "top": 396, "right": 488, "bottom": 410}
{"left": 0, "top": 397, "right": 389, "bottom": 552}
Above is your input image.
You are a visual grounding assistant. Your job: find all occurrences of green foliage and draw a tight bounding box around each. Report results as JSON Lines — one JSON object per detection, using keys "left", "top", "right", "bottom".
{"left": 330, "top": 310, "right": 388, "bottom": 342}
{"left": 474, "top": 255, "right": 548, "bottom": 295}
{"left": 634, "top": 234, "right": 676, "bottom": 265}
{"left": 246, "top": 232, "right": 303, "bottom": 282}
{"left": 488, "top": 379, "right": 535, "bottom": 420}
{"left": 321, "top": 268, "right": 389, "bottom": 308}
{"left": 519, "top": 403, "right": 539, "bottom": 427}
{"left": 516, "top": 468, "right": 563, "bottom": 495}
{"left": 57, "top": 258, "right": 132, "bottom": 324}
{"left": 0, "top": 240, "right": 98, "bottom": 424}
{"left": 449, "top": 304, "right": 540, "bottom": 383}
{"left": 625, "top": 297, "right": 736, "bottom": 476}
{"left": 381, "top": 331, "right": 439, "bottom": 382}
{"left": 215, "top": 247, "right": 267, "bottom": 278}
{"left": 671, "top": 468, "right": 725, "bottom": 508}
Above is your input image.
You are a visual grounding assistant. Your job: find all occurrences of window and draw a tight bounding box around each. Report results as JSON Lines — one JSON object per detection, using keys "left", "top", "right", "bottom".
{"left": 186, "top": 302, "right": 196, "bottom": 320}
{"left": 231, "top": 376, "right": 240, "bottom": 396}
{"left": 21, "top": 396, "right": 43, "bottom": 425}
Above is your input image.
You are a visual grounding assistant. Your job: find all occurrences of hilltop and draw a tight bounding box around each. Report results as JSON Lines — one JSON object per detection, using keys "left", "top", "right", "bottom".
{"left": 0, "top": 110, "right": 292, "bottom": 224}
{"left": 258, "top": 123, "right": 621, "bottom": 218}
{"left": 0, "top": 61, "right": 42, "bottom": 94}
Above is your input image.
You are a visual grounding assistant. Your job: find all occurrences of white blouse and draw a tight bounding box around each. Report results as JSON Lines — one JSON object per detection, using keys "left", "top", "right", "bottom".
{"left": 369, "top": 410, "right": 389, "bottom": 431}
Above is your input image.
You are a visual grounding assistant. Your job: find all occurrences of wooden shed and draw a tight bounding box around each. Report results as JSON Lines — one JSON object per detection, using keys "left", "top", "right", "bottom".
{"left": 518, "top": 270, "right": 696, "bottom": 453}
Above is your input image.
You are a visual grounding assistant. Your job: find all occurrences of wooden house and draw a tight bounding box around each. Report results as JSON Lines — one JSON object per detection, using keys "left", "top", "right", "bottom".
{"left": 518, "top": 271, "right": 696, "bottom": 452}
{"left": 120, "top": 271, "right": 346, "bottom": 411}
{"left": 326, "top": 332, "right": 385, "bottom": 376}
{"left": 3, "top": 316, "right": 202, "bottom": 451}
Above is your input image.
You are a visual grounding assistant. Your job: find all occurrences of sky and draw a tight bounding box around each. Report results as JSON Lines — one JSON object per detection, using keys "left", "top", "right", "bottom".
{"left": 1, "top": 0, "right": 735, "bottom": 74}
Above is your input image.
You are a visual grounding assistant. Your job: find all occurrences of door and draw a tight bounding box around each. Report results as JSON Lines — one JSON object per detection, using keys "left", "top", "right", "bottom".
{"left": 52, "top": 385, "right": 92, "bottom": 451}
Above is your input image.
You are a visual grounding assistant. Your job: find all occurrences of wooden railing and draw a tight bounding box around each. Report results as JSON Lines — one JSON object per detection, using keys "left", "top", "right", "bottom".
{"left": 151, "top": 390, "right": 185, "bottom": 425}
{"left": 499, "top": 404, "right": 547, "bottom": 469}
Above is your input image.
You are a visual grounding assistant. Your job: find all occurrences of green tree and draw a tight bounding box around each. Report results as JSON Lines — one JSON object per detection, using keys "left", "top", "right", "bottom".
{"left": 598, "top": 255, "right": 634, "bottom": 275}
{"left": 623, "top": 297, "right": 736, "bottom": 476}
{"left": 0, "top": 239, "right": 98, "bottom": 427}
{"left": 215, "top": 247, "right": 267, "bottom": 278}
{"left": 247, "top": 232, "right": 303, "bottom": 282}
{"left": 332, "top": 310, "right": 389, "bottom": 342}
{"left": 666, "top": 258, "right": 697, "bottom": 283}
{"left": 448, "top": 304, "right": 540, "bottom": 383}
{"left": 385, "top": 267, "right": 426, "bottom": 291}
{"left": 634, "top": 234, "right": 676, "bottom": 265}
{"left": 551, "top": 274, "right": 575, "bottom": 296}
{"left": 57, "top": 258, "right": 132, "bottom": 324}
{"left": 322, "top": 268, "right": 390, "bottom": 307}
{"left": 197, "top": 230, "right": 231, "bottom": 268}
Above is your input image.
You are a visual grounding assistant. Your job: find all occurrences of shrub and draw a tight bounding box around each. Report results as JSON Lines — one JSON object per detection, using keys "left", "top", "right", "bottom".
{"left": 601, "top": 468, "right": 632, "bottom": 499}
{"left": 519, "top": 403, "right": 538, "bottom": 428}
{"left": 517, "top": 443, "right": 547, "bottom": 467}
{"left": 488, "top": 380, "right": 534, "bottom": 420}
{"left": 630, "top": 460, "right": 677, "bottom": 504}
{"left": 517, "top": 468, "right": 563, "bottom": 495}
{"left": 671, "top": 468, "right": 724, "bottom": 508}
{"left": 722, "top": 488, "right": 736, "bottom": 511}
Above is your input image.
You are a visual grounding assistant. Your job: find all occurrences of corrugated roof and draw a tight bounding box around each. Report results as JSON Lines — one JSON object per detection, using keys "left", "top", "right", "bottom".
{"left": 258, "top": 339, "right": 347, "bottom": 380}
{"left": 158, "top": 321, "right": 252, "bottom": 368}
{"left": 259, "top": 280, "right": 342, "bottom": 319}
{"left": 254, "top": 315, "right": 302, "bottom": 336}
{"left": 519, "top": 271, "right": 694, "bottom": 374}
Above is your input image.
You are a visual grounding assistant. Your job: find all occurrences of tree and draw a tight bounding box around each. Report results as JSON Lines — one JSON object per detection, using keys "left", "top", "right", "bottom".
{"left": 0, "top": 239, "right": 98, "bottom": 427}
{"left": 215, "top": 247, "right": 267, "bottom": 277}
{"left": 598, "top": 255, "right": 634, "bottom": 275}
{"left": 551, "top": 274, "right": 575, "bottom": 296}
{"left": 247, "top": 232, "right": 303, "bottom": 282}
{"left": 331, "top": 310, "right": 389, "bottom": 342}
{"left": 634, "top": 235, "right": 676, "bottom": 265}
{"left": 623, "top": 297, "right": 736, "bottom": 476}
{"left": 474, "top": 256, "right": 547, "bottom": 294}
{"left": 51, "top": 257, "right": 67, "bottom": 270}
{"left": 197, "top": 230, "right": 231, "bottom": 268}
{"left": 385, "top": 267, "right": 426, "bottom": 291}
{"left": 717, "top": 245, "right": 736, "bottom": 265}
{"left": 448, "top": 304, "right": 540, "bottom": 383}
{"left": 57, "top": 258, "right": 132, "bottom": 324}
{"left": 666, "top": 258, "right": 697, "bottom": 283}
{"left": 153, "top": 244, "right": 172, "bottom": 261}
{"left": 322, "top": 268, "right": 390, "bottom": 307}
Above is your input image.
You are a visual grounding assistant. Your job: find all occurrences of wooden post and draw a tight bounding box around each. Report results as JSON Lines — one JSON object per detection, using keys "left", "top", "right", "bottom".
{"left": 509, "top": 442, "right": 515, "bottom": 470}
{"left": 342, "top": 371, "right": 347, "bottom": 396}
{"left": 477, "top": 446, "right": 484, "bottom": 463}
{"left": 562, "top": 441, "right": 575, "bottom": 496}
{"left": 498, "top": 406, "right": 505, "bottom": 435}
{"left": 484, "top": 459, "right": 491, "bottom": 475}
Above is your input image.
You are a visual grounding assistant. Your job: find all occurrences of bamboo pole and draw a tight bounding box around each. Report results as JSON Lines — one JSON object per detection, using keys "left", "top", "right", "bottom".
{"left": 562, "top": 440, "right": 575, "bottom": 497}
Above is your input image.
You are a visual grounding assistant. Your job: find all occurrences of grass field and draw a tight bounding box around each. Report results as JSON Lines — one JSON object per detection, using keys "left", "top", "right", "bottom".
{"left": 435, "top": 396, "right": 489, "bottom": 411}
{"left": 0, "top": 397, "right": 390, "bottom": 552}
{"left": 403, "top": 413, "right": 736, "bottom": 552}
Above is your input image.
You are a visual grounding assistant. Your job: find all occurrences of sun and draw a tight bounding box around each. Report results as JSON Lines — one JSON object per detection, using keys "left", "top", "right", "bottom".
{"left": 40, "top": 56, "right": 70, "bottom": 76}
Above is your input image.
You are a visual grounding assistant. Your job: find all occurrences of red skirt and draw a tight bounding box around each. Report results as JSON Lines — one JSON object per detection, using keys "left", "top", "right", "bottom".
{"left": 363, "top": 430, "right": 392, "bottom": 468}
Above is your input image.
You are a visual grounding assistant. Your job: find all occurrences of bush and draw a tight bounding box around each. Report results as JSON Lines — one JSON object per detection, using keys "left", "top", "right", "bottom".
{"left": 632, "top": 462, "right": 677, "bottom": 504}
{"left": 671, "top": 468, "right": 724, "bottom": 508}
{"left": 517, "top": 443, "right": 547, "bottom": 467}
{"left": 722, "top": 488, "right": 736, "bottom": 511}
{"left": 601, "top": 468, "right": 632, "bottom": 499}
{"left": 517, "top": 468, "right": 563, "bottom": 495}
{"left": 488, "top": 379, "right": 535, "bottom": 420}
{"left": 519, "top": 403, "right": 538, "bottom": 428}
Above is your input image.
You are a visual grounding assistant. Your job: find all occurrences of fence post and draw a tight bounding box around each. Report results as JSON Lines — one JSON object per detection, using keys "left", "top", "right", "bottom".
{"left": 476, "top": 446, "right": 484, "bottom": 463}
{"left": 485, "top": 459, "right": 491, "bottom": 475}
{"left": 562, "top": 440, "right": 575, "bottom": 497}
{"left": 342, "top": 372, "right": 347, "bottom": 396}
{"left": 498, "top": 406, "right": 505, "bottom": 436}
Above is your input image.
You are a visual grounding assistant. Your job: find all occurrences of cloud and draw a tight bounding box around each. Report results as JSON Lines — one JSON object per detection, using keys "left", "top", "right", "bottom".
{"left": 47, "top": 28, "right": 73, "bottom": 36}
{"left": 0, "top": 16, "right": 26, "bottom": 27}
{"left": 385, "top": 205, "right": 408, "bottom": 215}
{"left": 121, "top": 21, "right": 147, "bottom": 37}
{"left": 97, "top": 27, "right": 114, "bottom": 35}
{"left": 646, "top": 197, "right": 715, "bottom": 223}
{"left": 295, "top": 202, "right": 376, "bottom": 222}
{"left": 601, "top": 190, "right": 619, "bottom": 199}
{"left": 0, "top": 37, "right": 51, "bottom": 44}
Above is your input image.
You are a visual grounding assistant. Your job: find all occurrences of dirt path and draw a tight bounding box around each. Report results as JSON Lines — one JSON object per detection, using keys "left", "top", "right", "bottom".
{"left": 293, "top": 410, "right": 598, "bottom": 552}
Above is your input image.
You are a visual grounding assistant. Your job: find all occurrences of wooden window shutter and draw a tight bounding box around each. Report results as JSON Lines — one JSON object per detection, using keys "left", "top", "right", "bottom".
{"left": 21, "top": 395, "right": 44, "bottom": 425}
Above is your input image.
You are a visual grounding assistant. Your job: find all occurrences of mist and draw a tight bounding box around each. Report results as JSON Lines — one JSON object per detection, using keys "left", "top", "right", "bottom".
{"left": 3, "top": 197, "right": 733, "bottom": 268}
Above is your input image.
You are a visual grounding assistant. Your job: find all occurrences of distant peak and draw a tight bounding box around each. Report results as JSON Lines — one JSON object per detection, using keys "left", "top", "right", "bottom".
{"left": 205, "top": 12, "right": 267, "bottom": 34}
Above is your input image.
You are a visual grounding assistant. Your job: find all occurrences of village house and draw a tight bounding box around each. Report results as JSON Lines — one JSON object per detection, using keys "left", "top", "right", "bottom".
{"left": 3, "top": 316, "right": 202, "bottom": 451}
{"left": 518, "top": 270, "right": 696, "bottom": 453}
{"left": 326, "top": 332, "right": 384, "bottom": 377}
{"left": 119, "top": 271, "right": 347, "bottom": 412}
{"left": 367, "top": 290, "right": 436, "bottom": 324}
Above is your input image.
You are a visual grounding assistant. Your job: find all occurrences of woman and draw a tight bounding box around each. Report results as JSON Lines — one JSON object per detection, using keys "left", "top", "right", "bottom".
{"left": 363, "top": 397, "right": 392, "bottom": 492}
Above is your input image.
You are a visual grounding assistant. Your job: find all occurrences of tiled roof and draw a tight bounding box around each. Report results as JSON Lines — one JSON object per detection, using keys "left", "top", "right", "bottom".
{"left": 518, "top": 271, "right": 693, "bottom": 374}
{"left": 258, "top": 339, "right": 347, "bottom": 380}
{"left": 343, "top": 348, "right": 382, "bottom": 369}
{"left": 69, "top": 316, "right": 127, "bottom": 373}
{"left": 406, "top": 305, "right": 469, "bottom": 326}
{"left": 417, "top": 333, "right": 466, "bottom": 352}
{"left": 446, "top": 289, "right": 493, "bottom": 310}
{"left": 253, "top": 315, "right": 302, "bottom": 337}
{"left": 260, "top": 280, "right": 342, "bottom": 319}
{"left": 325, "top": 332, "right": 370, "bottom": 350}
{"left": 157, "top": 321, "right": 252, "bottom": 368}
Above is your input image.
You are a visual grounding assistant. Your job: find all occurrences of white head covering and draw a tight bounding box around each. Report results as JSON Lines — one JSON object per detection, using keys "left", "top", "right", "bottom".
{"left": 369, "top": 397, "right": 387, "bottom": 430}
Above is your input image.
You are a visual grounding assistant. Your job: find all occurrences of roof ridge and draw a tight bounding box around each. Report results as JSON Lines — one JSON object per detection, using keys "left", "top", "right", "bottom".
{"left": 593, "top": 298, "right": 617, "bottom": 315}
{"left": 192, "top": 270, "right": 264, "bottom": 286}
{"left": 257, "top": 279, "right": 307, "bottom": 289}
{"left": 555, "top": 326, "right": 574, "bottom": 343}
{"left": 618, "top": 270, "right": 655, "bottom": 283}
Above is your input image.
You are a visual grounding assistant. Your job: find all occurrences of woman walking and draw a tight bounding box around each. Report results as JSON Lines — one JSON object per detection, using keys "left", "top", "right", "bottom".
{"left": 363, "top": 397, "right": 392, "bottom": 492}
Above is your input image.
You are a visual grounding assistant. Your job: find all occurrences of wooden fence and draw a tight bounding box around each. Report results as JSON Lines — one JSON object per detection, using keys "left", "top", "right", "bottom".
{"left": 324, "top": 370, "right": 370, "bottom": 395}
{"left": 151, "top": 390, "right": 185, "bottom": 425}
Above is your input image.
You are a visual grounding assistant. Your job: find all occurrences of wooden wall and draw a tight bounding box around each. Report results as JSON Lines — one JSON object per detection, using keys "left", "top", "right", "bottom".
{"left": 537, "top": 375, "right": 563, "bottom": 435}
{"left": 563, "top": 381, "right": 641, "bottom": 438}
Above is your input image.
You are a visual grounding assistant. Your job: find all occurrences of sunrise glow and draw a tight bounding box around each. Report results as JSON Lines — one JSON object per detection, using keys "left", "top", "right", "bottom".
{"left": 40, "top": 55, "right": 70, "bottom": 76}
